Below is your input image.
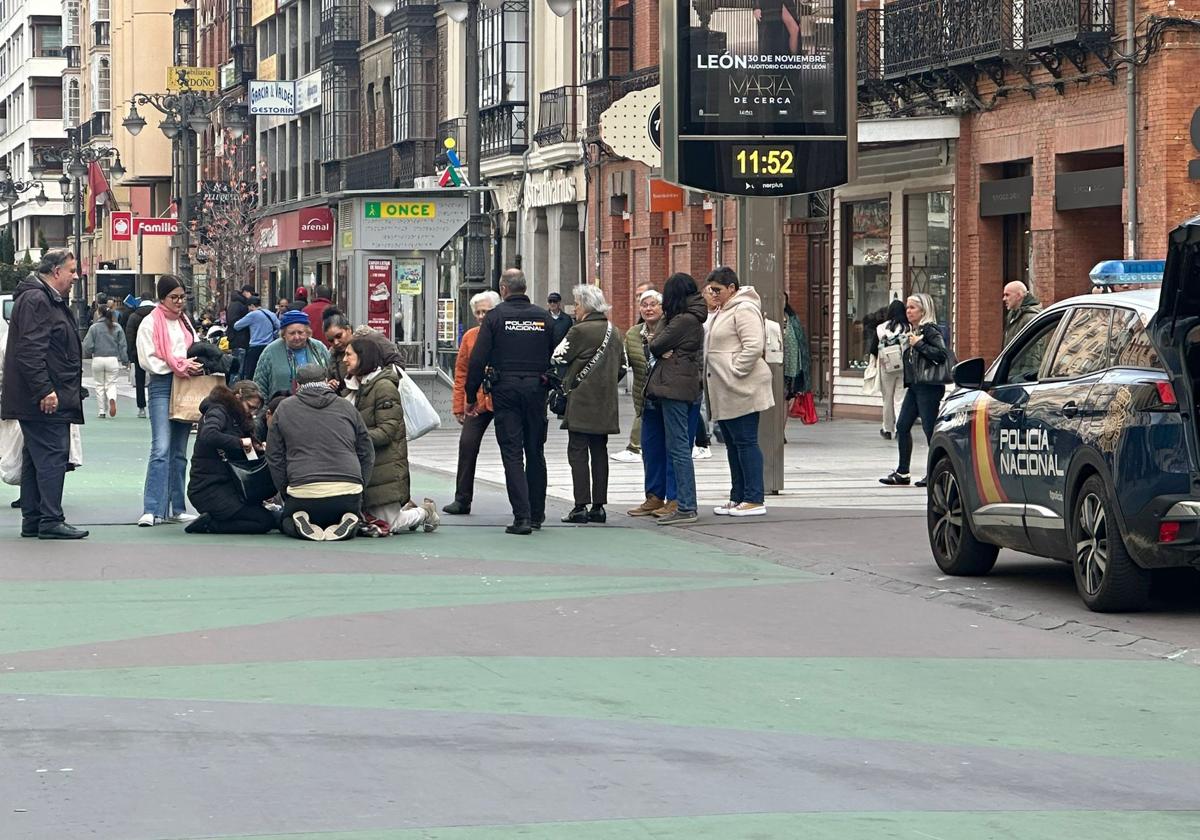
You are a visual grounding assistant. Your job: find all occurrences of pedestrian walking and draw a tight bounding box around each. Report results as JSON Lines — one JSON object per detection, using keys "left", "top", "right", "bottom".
{"left": 343, "top": 335, "right": 439, "bottom": 535}
{"left": 874, "top": 298, "right": 907, "bottom": 440}
{"left": 124, "top": 294, "right": 157, "bottom": 418}
{"left": 225, "top": 284, "right": 255, "bottom": 385}
{"left": 553, "top": 285, "right": 627, "bottom": 524}
{"left": 703, "top": 267, "right": 775, "bottom": 517}
{"left": 233, "top": 297, "right": 280, "bottom": 381}
{"left": 464, "top": 268, "right": 554, "bottom": 535}
{"left": 880, "top": 293, "right": 949, "bottom": 488}
{"left": 444, "top": 290, "right": 500, "bottom": 515}
{"left": 613, "top": 289, "right": 662, "bottom": 464}
{"left": 137, "top": 275, "right": 204, "bottom": 527}
{"left": 643, "top": 272, "right": 707, "bottom": 526}
{"left": 185, "top": 381, "right": 276, "bottom": 535}
{"left": 83, "top": 305, "right": 128, "bottom": 418}
{"left": 253, "top": 310, "right": 330, "bottom": 397}
{"left": 547, "top": 291, "right": 573, "bottom": 348}
{"left": 1003, "top": 281, "right": 1041, "bottom": 347}
{"left": 266, "top": 363, "right": 375, "bottom": 541}
{"left": 0, "top": 249, "right": 89, "bottom": 539}
{"left": 303, "top": 284, "right": 334, "bottom": 345}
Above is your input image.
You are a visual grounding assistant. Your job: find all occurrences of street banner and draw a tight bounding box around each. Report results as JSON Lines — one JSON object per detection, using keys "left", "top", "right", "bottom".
{"left": 110, "top": 212, "right": 179, "bottom": 240}
{"left": 166, "top": 67, "right": 217, "bottom": 92}
{"left": 660, "top": 0, "right": 855, "bottom": 197}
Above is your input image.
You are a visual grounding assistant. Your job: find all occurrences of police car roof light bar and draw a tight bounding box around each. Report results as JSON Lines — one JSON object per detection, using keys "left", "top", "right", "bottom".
{"left": 1089, "top": 259, "right": 1166, "bottom": 287}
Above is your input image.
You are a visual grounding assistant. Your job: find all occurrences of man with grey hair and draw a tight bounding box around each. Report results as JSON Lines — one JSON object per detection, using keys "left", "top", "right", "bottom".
{"left": 266, "top": 363, "right": 375, "bottom": 541}
{"left": 0, "top": 249, "right": 88, "bottom": 539}
{"left": 465, "top": 268, "right": 554, "bottom": 534}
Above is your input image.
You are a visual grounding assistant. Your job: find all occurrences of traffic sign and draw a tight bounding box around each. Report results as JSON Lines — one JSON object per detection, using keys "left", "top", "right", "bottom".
{"left": 659, "top": 0, "right": 856, "bottom": 197}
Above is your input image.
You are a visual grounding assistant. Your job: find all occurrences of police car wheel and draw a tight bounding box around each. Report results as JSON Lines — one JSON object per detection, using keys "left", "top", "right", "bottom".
{"left": 927, "top": 458, "right": 998, "bottom": 576}
{"left": 1072, "top": 475, "right": 1151, "bottom": 612}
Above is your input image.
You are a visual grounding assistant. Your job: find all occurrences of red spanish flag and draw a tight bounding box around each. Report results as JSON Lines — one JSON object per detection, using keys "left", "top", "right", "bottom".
{"left": 85, "top": 160, "right": 111, "bottom": 233}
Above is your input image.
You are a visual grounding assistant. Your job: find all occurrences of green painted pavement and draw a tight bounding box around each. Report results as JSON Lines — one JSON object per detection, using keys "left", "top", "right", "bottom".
{"left": 0, "top": 573, "right": 802, "bottom": 655}
{"left": 3, "top": 657, "right": 1196, "bottom": 761}
{"left": 178, "top": 811, "right": 1200, "bottom": 840}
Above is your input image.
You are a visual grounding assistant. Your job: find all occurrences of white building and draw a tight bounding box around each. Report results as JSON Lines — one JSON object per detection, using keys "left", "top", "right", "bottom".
{"left": 0, "top": 0, "right": 69, "bottom": 256}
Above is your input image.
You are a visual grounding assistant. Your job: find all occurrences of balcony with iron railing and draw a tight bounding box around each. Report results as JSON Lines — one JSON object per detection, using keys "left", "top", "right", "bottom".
{"left": 1023, "top": 0, "right": 1116, "bottom": 50}
{"left": 857, "top": 8, "right": 883, "bottom": 84}
{"left": 64, "top": 46, "right": 81, "bottom": 68}
{"left": 79, "top": 111, "right": 111, "bottom": 144}
{"left": 534, "top": 86, "right": 580, "bottom": 146}
{"left": 480, "top": 103, "right": 528, "bottom": 161}
{"left": 342, "top": 146, "right": 397, "bottom": 191}
{"left": 396, "top": 140, "right": 435, "bottom": 187}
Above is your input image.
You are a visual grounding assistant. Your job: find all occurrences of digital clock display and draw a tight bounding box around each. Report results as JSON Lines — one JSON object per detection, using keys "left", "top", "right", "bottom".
{"left": 732, "top": 146, "right": 797, "bottom": 178}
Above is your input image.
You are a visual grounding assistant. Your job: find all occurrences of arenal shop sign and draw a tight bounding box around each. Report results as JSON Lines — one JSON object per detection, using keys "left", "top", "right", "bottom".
{"left": 254, "top": 206, "right": 335, "bottom": 253}
{"left": 299, "top": 207, "right": 333, "bottom": 241}
{"left": 110, "top": 211, "right": 179, "bottom": 241}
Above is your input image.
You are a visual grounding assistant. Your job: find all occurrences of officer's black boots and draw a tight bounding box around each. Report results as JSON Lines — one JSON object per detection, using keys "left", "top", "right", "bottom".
{"left": 506, "top": 519, "right": 533, "bottom": 535}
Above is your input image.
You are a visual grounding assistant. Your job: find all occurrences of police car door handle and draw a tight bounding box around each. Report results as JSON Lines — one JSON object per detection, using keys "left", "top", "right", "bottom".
{"left": 1006, "top": 406, "right": 1024, "bottom": 420}
{"left": 1060, "top": 401, "right": 1079, "bottom": 418}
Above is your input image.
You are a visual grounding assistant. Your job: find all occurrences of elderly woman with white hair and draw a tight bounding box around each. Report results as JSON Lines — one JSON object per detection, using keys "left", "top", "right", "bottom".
{"left": 444, "top": 289, "right": 503, "bottom": 515}
{"left": 551, "top": 284, "right": 628, "bottom": 524}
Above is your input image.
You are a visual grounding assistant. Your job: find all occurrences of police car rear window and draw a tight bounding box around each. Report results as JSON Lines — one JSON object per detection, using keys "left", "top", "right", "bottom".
{"left": 1048, "top": 308, "right": 1112, "bottom": 379}
{"left": 1111, "top": 309, "right": 1162, "bottom": 370}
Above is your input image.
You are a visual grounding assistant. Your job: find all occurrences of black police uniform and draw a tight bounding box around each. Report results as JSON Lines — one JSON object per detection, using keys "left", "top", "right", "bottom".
{"left": 465, "top": 294, "right": 555, "bottom": 528}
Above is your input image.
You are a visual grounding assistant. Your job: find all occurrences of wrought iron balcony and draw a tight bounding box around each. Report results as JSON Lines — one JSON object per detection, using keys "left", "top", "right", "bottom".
{"left": 480, "top": 104, "right": 528, "bottom": 160}
{"left": 318, "top": 0, "right": 361, "bottom": 63}
{"left": 396, "top": 140, "right": 435, "bottom": 188}
{"left": 342, "top": 147, "right": 397, "bottom": 192}
{"left": 943, "top": 0, "right": 1009, "bottom": 64}
{"left": 534, "top": 86, "right": 579, "bottom": 146}
{"left": 79, "top": 112, "right": 111, "bottom": 144}
{"left": 1023, "top": 0, "right": 1115, "bottom": 50}
{"left": 856, "top": 8, "right": 882, "bottom": 85}
{"left": 434, "top": 117, "right": 465, "bottom": 168}
{"left": 884, "top": 0, "right": 943, "bottom": 78}
{"left": 64, "top": 46, "right": 81, "bottom": 69}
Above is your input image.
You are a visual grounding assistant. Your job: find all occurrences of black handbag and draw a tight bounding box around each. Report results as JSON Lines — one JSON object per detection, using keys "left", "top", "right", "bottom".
{"left": 910, "top": 326, "right": 956, "bottom": 385}
{"left": 548, "top": 322, "right": 613, "bottom": 417}
{"left": 225, "top": 455, "right": 277, "bottom": 503}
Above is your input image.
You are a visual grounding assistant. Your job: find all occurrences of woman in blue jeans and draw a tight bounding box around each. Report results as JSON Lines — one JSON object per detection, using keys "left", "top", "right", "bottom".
{"left": 643, "top": 273, "right": 708, "bottom": 526}
{"left": 703, "top": 267, "right": 775, "bottom": 516}
{"left": 135, "top": 275, "right": 203, "bottom": 526}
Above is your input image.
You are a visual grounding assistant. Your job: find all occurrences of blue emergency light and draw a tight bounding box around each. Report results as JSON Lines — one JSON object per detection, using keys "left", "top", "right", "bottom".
{"left": 1089, "top": 259, "right": 1165, "bottom": 287}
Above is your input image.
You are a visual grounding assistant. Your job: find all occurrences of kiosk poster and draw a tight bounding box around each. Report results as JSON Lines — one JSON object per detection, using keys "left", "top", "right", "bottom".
{"left": 680, "top": 0, "right": 843, "bottom": 136}
{"left": 395, "top": 260, "right": 424, "bottom": 296}
{"left": 366, "top": 258, "right": 393, "bottom": 338}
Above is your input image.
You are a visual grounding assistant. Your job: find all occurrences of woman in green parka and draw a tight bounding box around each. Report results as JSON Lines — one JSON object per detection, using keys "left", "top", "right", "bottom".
{"left": 344, "top": 335, "right": 439, "bottom": 536}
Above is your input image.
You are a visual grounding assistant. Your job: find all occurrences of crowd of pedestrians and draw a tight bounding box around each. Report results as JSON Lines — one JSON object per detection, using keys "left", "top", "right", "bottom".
{"left": 2, "top": 253, "right": 818, "bottom": 542}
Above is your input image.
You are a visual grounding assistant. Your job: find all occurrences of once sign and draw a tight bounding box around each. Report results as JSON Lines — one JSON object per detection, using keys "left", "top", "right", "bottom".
{"left": 365, "top": 202, "right": 437, "bottom": 219}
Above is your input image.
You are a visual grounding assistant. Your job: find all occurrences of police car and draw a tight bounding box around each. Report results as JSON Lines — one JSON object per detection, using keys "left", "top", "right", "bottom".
{"left": 927, "top": 216, "right": 1200, "bottom": 612}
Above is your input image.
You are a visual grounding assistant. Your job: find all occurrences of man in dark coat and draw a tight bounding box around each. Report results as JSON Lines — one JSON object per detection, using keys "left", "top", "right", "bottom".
{"left": 1002, "top": 281, "right": 1042, "bottom": 347}
{"left": 226, "top": 284, "right": 255, "bottom": 384}
{"left": 0, "top": 249, "right": 88, "bottom": 539}
{"left": 124, "top": 294, "right": 156, "bottom": 417}
{"left": 547, "top": 291, "right": 573, "bottom": 348}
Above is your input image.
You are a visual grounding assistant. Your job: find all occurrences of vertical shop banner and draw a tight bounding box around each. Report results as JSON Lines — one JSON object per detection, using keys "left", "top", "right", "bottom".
{"left": 366, "top": 258, "right": 393, "bottom": 339}
{"left": 660, "top": 0, "right": 855, "bottom": 196}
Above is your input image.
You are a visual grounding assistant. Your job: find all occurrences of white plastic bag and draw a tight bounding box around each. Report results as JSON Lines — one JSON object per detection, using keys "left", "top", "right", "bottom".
{"left": 0, "top": 419, "right": 21, "bottom": 485}
{"left": 69, "top": 424, "right": 83, "bottom": 468}
{"left": 397, "top": 369, "right": 440, "bottom": 441}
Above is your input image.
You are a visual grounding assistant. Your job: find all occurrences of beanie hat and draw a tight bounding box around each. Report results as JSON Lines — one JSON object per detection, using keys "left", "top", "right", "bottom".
{"left": 279, "top": 310, "right": 311, "bottom": 330}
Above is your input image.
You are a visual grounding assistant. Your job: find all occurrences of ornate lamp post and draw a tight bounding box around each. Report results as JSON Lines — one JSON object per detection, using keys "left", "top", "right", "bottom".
{"left": 121, "top": 91, "right": 248, "bottom": 289}
{"left": 29, "top": 132, "right": 125, "bottom": 304}
{"left": 0, "top": 172, "right": 48, "bottom": 245}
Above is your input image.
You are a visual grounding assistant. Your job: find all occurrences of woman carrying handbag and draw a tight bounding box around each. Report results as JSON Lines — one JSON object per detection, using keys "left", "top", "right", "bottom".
{"left": 874, "top": 299, "right": 908, "bottom": 440}
{"left": 880, "top": 293, "right": 949, "bottom": 489}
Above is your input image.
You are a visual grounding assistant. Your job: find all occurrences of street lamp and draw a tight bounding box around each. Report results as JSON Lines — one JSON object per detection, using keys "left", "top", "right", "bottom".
{"left": 121, "top": 90, "right": 244, "bottom": 289}
{"left": 30, "top": 132, "right": 123, "bottom": 304}
{"left": 0, "top": 172, "right": 48, "bottom": 259}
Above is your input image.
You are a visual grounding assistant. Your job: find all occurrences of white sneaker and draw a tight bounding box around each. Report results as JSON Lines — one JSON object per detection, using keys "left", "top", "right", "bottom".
{"left": 292, "top": 511, "right": 325, "bottom": 541}
{"left": 166, "top": 512, "right": 199, "bottom": 524}
{"left": 610, "top": 449, "right": 641, "bottom": 463}
{"left": 421, "top": 498, "right": 440, "bottom": 533}
{"left": 137, "top": 513, "right": 160, "bottom": 527}
{"left": 692, "top": 446, "right": 713, "bottom": 460}
{"left": 713, "top": 501, "right": 738, "bottom": 516}
{"left": 97, "top": 412, "right": 106, "bottom": 419}
{"left": 729, "top": 503, "right": 766, "bottom": 517}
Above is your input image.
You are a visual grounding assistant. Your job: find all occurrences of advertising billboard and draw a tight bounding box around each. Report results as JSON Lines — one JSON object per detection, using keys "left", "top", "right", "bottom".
{"left": 661, "top": 0, "right": 855, "bottom": 197}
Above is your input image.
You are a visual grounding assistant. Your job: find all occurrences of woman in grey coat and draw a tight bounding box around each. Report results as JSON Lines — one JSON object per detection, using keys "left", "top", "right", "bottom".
{"left": 82, "top": 307, "right": 128, "bottom": 418}
{"left": 551, "top": 285, "right": 628, "bottom": 524}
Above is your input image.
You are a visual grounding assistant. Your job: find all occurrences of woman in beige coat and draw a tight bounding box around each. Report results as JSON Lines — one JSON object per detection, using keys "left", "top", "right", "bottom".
{"left": 703, "top": 266, "right": 775, "bottom": 517}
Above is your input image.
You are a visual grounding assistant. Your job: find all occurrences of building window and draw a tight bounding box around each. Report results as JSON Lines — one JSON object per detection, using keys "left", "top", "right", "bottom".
{"left": 365, "top": 82, "right": 376, "bottom": 148}
{"left": 93, "top": 57, "right": 111, "bottom": 113}
{"left": 64, "top": 1, "right": 81, "bottom": 46}
{"left": 394, "top": 27, "right": 436, "bottom": 143}
{"left": 321, "top": 61, "right": 359, "bottom": 161}
{"left": 842, "top": 198, "right": 891, "bottom": 371}
{"left": 479, "top": 0, "right": 526, "bottom": 109}
{"left": 63, "top": 78, "right": 80, "bottom": 127}
{"left": 33, "top": 82, "right": 62, "bottom": 120}
{"left": 34, "top": 23, "right": 63, "bottom": 57}
{"left": 905, "top": 191, "right": 953, "bottom": 350}
{"left": 579, "top": 0, "right": 603, "bottom": 83}
{"left": 89, "top": 0, "right": 110, "bottom": 24}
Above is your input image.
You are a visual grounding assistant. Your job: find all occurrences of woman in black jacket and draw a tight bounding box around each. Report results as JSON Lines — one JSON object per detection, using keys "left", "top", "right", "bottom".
{"left": 880, "top": 294, "right": 948, "bottom": 488}
{"left": 643, "top": 273, "right": 707, "bottom": 526}
{"left": 185, "top": 381, "right": 276, "bottom": 534}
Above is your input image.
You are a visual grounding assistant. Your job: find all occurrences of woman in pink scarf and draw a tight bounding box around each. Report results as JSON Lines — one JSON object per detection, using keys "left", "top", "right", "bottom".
{"left": 135, "top": 275, "right": 203, "bottom": 527}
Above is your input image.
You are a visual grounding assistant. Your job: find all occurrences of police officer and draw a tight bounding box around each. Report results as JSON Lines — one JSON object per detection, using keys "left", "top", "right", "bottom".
{"left": 465, "top": 269, "right": 554, "bottom": 535}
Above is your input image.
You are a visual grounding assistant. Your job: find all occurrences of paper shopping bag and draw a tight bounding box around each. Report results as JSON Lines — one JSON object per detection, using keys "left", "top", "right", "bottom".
{"left": 169, "top": 374, "right": 224, "bottom": 423}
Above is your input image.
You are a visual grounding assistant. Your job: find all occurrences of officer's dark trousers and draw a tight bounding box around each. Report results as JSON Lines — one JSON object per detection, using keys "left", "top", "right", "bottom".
{"left": 491, "top": 375, "right": 548, "bottom": 523}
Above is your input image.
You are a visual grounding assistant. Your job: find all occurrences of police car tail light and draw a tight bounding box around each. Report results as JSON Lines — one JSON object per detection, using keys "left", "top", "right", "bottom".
{"left": 1159, "top": 521, "right": 1181, "bottom": 543}
{"left": 1155, "top": 381, "right": 1178, "bottom": 409}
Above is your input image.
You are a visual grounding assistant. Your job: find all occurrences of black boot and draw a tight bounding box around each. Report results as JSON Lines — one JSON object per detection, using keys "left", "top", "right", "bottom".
{"left": 588, "top": 505, "right": 607, "bottom": 523}
{"left": 561, "top": 506, "right": 588, "bottom": 524}
{"left": 442, "top": 500, "right": 471, "bottom": 515}
{"left": 506, "top": 519, "right": 533, "bottom": 536}
{"left": 184, "top": 513, "right": 213, "bottom": 534}
{"left": 10, "top": 498, "right": 21, "bottom": 508}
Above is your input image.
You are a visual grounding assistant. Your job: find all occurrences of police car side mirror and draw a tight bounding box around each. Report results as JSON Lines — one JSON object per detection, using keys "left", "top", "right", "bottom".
{"left": 953, "top": 357, "right": 986, "bottom": 390}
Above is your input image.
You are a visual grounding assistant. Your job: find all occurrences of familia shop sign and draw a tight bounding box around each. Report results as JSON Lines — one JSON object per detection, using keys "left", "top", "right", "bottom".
{"left": 110, "top": 212, "right": 179, "bottom": 241}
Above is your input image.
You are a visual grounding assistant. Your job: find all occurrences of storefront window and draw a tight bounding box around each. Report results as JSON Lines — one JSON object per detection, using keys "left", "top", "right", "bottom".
{"left": 906, "top": 191, "right": 953, "bottom": 350}
{"left": 842, "top": 198, "right": 891, "bottom": 371}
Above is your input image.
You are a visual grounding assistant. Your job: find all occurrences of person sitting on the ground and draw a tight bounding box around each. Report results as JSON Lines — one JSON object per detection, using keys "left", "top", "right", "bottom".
{"left": 185, "top": 381, "right": 276, "bottom": 535}
{"left": 266, "top": 364, "right": 374, "bottom": 541}
{"left": 253, "top": 310, "right": 330, "bottom": 397}
{"left": 343, "top": 335, "right": 439, "bottom": 536}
